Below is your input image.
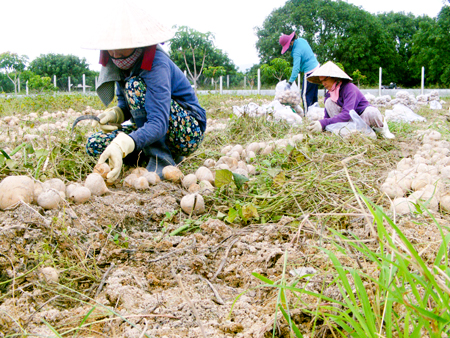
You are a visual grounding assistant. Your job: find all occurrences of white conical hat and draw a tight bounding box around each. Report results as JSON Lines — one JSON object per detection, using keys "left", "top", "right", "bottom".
{"left": 82, "top": 1, "right": 175, "bottom": 50}
{"left": 307, "top": 61, "right": 352, "bottom": 84}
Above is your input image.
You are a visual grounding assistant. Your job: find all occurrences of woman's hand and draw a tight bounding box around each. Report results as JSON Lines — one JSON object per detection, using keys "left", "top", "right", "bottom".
{"left": 97, "top": 133, "right": 135, "bottom": 183}
{"left": 93, "top": 106, "right": 125, "bottom": 132}
{"left": 307, "top": 121, "right": 323, "bottom": 133}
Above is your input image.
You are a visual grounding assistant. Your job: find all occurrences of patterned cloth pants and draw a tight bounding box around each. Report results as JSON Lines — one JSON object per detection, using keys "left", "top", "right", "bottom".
{"left": 86, "top": 76, "right": 204, "bottom": 158}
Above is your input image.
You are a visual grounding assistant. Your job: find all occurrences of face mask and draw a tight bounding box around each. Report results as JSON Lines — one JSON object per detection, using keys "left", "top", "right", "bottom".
{"left": 111, "top": 48, "right": 143, "bottom": 70}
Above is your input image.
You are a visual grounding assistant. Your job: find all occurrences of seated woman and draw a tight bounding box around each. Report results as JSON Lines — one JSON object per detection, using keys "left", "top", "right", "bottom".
{"left": 306, "top": 61, "right": 394, "bottom": 139}
{"left": 82, "top": 3, "right": 206, "bottom": 183}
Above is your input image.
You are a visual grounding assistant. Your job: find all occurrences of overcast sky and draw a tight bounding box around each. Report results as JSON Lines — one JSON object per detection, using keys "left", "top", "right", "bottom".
{"left": 0, "top": 0, "right": 446, "bottom": 73}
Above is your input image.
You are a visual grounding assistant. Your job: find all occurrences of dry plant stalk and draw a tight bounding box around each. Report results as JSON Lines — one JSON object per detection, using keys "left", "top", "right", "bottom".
{"left": 176, "top": 274, "right": 208, "bottom": 338}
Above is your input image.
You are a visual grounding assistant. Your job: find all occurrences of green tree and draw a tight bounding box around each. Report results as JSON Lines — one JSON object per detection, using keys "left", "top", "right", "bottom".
{"left": 409, "top": 5, "right": 450, "bottom": 86}
{"left": 0, "top": 51, "right": 28, "bottom": 94}
{"left": 377, "top": 12, "right": 431, "bottom": 86}
{"left": 169, "top": 26, "right": 239, "bottom": 89}
{"left": 260, "top": 58, "right": 292, "bottom": 82}
{"left": 203, "top": 66, "right": 226, "bottom": 89}
{"left": 29, "top": 54, "right": 97, "bottom": 90}
{"left": 169, "top": 26, "right": 216, "bottom": 90}
{"left": 351, "top": 69, "right": 366, "bottom": 87}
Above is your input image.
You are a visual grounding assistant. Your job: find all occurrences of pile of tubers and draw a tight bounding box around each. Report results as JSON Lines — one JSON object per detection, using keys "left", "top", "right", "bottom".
{"left": 275, "top": 88, "right": 301, "bottom": 106}
{"left": 0, "top": 164, "right": 111, "bottom": 211}
{"left": 381, "top": 130, "right": 450, "bottom": 215}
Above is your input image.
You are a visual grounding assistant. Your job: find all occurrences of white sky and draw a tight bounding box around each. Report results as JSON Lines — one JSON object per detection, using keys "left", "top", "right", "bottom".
{"left": 0, "top": 0, "right": 446, "bottom": 73}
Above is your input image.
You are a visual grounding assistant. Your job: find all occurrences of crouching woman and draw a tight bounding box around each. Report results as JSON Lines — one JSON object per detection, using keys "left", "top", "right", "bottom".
{"left": 306, "top": 61, "right": 394, "bottom": 139}
{"left": 82, "top": 4, "right": 206, "bottom": 183}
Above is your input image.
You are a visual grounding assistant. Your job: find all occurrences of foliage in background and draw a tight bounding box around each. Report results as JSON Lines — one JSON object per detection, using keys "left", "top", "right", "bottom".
{"left": 169, "top": 26, "right": 243, "bottom": 89}
{"left": 29, "top": 54, "right": 98, "bottom": 91}
{"left": 0, "top": 51, "right": 28, "bottom": 94}
{"left": 352, "top": 69, "right": 367, "bottom": 87}
{"left": 410, "top": 5, "right": 450, "bottom": 87}
{"left": 260, "top": 58, "right": 292, "bottom": 84}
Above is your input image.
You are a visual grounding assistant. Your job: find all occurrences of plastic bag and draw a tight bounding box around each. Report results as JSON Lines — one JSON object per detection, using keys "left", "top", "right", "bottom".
{"left": 325, "top": 110, "right": 376, "bottom": 138}
{"left": 275, "top": 80, "right": 301, "bottom": 106}
{"left": 385, "top": 104, "right": 426, "bottom": 123}
{"left": 305, "top": 102, "right": 325, "bottom": 121}
{"left": 430, "top": 100, "right": 442, "bottom": 110}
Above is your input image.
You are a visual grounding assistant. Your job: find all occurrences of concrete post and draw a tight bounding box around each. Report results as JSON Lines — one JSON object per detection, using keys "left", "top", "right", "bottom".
{"left": 421, "top": 67, "right": 425, "bottom": 95}
{"left": 26, "top": 80, "right": 29, "bottom": 96}
{"left": 220, "top": 76, "right": 223, "bottom": 94}
{"left": 68, "top": 77, "right": 71, "bottom": 92}
{"left": 53, "top": 75, "right": 57, "bottom": 88}
{"left": 257, "top": 69, "right": 261, "bottom": 95}
{"left": 82, "top": 74, "right": 86, "bottom": 94}
{"left": 378, "top": 68, "right": 382, "bottom": 97}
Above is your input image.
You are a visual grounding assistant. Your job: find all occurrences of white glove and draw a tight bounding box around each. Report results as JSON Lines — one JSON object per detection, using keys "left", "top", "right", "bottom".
{"left": 307, "top": 121, "right": 323, "bottom": 133}
{"left": 97, "top": 132, "right": 135, "bottom": 183}
{"left": 93, "top": 106, "right": 125, "bottom": 132}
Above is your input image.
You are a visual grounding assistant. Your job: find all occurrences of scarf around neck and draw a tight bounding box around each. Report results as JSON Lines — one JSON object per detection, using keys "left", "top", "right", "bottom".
{"left": 329, "top": 81, "right": 342, "bottom": 102}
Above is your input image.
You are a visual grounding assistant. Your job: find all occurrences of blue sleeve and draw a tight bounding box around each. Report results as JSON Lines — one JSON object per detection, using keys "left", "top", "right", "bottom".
{"left": 289, "top": 48, "right": 301, "bottom": 83}
{"left": 128, "top": 62, "right": 172, "bottom": 151}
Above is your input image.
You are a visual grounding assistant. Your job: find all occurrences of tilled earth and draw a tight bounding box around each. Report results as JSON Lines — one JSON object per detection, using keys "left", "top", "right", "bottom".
{"left": 1, "top": 97, "right": 450, "bottom": 337}
{"left": 0, "top": 177, "right": 448, "bottom": 337}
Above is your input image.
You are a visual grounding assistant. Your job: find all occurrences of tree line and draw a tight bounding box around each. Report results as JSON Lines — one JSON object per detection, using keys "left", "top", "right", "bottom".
{"left": 1, "top": 0, "right": 449, "bottom": 93}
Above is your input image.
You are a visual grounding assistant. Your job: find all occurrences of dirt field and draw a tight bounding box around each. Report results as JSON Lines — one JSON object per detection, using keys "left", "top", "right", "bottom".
{"left": 0, "top": 95, "right": 449, "bottom": 338}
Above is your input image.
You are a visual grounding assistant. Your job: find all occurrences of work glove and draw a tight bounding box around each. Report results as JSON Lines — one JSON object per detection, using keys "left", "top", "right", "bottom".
{"left": 97, "top": 132, "right": 135, "bottom": 183}
{"left": 284, "top": 82, "right": 292, "bottom": 91}
{"left": 307, "top": 121, "right": 323, "bottom": 133}
{"left": 93, "top": 106, "right": 125, "bottom": 132}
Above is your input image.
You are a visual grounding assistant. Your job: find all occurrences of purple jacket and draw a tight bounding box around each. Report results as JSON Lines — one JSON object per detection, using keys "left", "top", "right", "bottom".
{"left": 319, "top": 81, "right": 371, "bottom": 129}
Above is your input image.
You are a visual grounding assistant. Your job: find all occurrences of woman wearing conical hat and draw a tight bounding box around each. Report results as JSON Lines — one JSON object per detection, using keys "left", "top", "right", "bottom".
{"left": 279, "top": 32, "right": 320, "bottom": 114}
{"left": 306, "top": 61, "right": 394, "bottom": 139}
{"left": 82, "top": 2, "right": 207, "bottom": 183}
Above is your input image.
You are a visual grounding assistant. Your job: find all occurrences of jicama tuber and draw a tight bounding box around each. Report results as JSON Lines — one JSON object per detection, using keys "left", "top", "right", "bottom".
{"left": 195, "top": 166, "right": 214, "bottom": 184}
{"left": 188, "top": 183, "right": 201, "bottom": 193}
{"left": 42, "top": 178, "right": 66, "bottom": 199}
{"left": 182, "top": 174, "right": 198, "bottom": 189}
{"left": 37, "top": 190, "right": 62, "bottom": 210}
{"left": 39, "top": 267, "right": 60, "bottom": 283}
{"left": 220, "top": 145, "right": 233, "bottom": 155}
{"left": 180, "top": 193, "right": 205, "bottom": 215}
{"left": 123, "top": 174, "right": 139, "bottom": 188}
{"left": 199, "top": 180, "right": 214, "bottom": 195}
{"left": 131, "top": 167, "right": 148, "bottom": 176}
{"left": 85, "top": 173, "right": 109, "bottom": 196}
{"left": 68, "top": 186, "right": 91, "bottom": 204}
{"left": 440, "top": 194, "right": 450, "bottom": 212}
{"left": 133, "top": 176, "right": 149, "bottom": 190}
{"left": 392, "top": 197, "right": 415, "bottom": 215}
{"left": 143, "top": 172, "right": 161, "bottom": 185}
{"left": 203, "top": 159, "right": 216, "bottom": 168}
{"left": 0, "top": 176, "right": 35, "bottom": 210}
{"left": 162, "top": 165, "right": 183, "bottom": 182}
{"left": 245, "top": 142, "right": 260, "bottom": 154}
{"left": 216, "top": 156, "right": 238, "bottom": 170}
{"left": 93, "top": 163, "right": 111, "bottom": 179}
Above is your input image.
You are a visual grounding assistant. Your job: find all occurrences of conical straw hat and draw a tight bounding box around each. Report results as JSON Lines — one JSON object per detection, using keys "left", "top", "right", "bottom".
{"left": 82, "top": 1, "right": 175, "bottom": 50}
{"left": 307, "top": 61, "right": 352, "bottom": 84}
